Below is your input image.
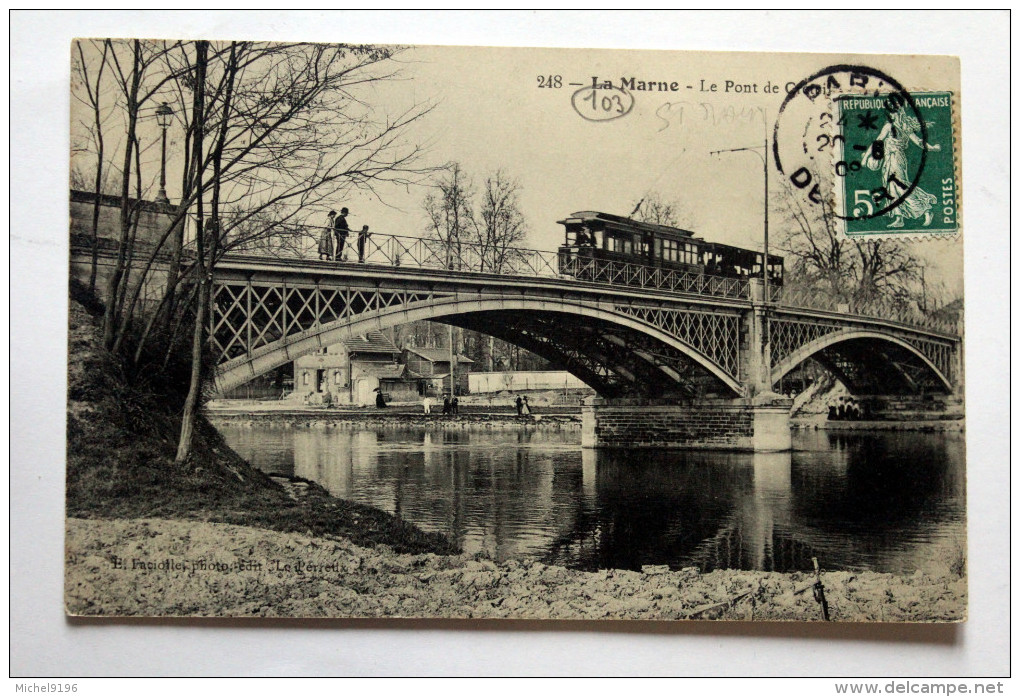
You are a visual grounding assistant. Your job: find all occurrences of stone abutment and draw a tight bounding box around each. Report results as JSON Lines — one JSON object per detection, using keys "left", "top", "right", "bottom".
{"left": 581, "top": 396, "right": 793, "bottom": 452}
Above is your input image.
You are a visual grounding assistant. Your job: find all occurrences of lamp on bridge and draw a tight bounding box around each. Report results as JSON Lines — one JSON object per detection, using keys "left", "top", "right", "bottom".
{"left": 155, "top": 101, "right": 175, "bottom": 204}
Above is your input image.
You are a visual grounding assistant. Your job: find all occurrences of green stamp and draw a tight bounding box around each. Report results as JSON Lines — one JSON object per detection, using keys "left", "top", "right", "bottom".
{"left": 835, "top": 91, "right": 958, "bottom": 236}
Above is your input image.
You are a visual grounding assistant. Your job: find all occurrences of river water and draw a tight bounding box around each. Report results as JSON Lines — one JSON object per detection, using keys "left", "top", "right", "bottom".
{"left": 216, "top": 424, "right": 965, "bottom": 574}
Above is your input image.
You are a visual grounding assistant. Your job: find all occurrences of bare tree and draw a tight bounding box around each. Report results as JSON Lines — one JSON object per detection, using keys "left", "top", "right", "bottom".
{"left": 71, "top": 38, "right": 437, "bottom": 462}
{"left": 79, "top": 39, "right": 435, "bottom": 355}
{"left": 469, "top": 170, "right": 527, "bottom": 273}
{"left": 71, "top": 39, "right": 115, "bottom": 292}
{"left": 422, "top": 162, "right": 473, "bottom": 269}
{"left": 631, "top": 191, "right": 696, "bottom": 229}
{"left": 469, "top": 171, "right": 527, "bottom": 370}
{"left": 421, "top": 165, "right": 532, "bottom": 371}
{"left": 98, "top": 39, "right": 187, "bottom": 349}
{"left": 175, "top": 39, "right": 210, "bottom": 465}
{"left": 777, "top": 182, "right": 922, "bottom": 313}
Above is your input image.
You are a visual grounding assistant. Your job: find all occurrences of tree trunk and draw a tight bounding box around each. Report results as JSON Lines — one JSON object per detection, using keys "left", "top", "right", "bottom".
{"left": 102, "top": 39, "right": 142, "bottom": 349}
{"left": 175, "top": 39, "right": 208, "bottom": 465}
{"left": 88, "top": 136, "right": 103, "bottom": 294}
{"left": 175, "top": 278, "right": 207, "bottom": 463}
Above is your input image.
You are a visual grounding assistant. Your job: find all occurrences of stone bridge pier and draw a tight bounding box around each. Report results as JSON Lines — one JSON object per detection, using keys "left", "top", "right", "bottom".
{"left": 581, "top": 395, "right": 794, "bottom": 453}
{"left": 579, "top": 280, "right": 793, "bottom": 453}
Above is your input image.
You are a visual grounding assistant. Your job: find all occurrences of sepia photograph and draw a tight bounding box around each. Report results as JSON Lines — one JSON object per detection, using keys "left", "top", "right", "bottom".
{"left": 61, "top": 38, "right": 969, "bottom": 624}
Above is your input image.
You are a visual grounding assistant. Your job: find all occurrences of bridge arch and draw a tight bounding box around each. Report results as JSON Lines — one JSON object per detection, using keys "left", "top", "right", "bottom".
{"left": 769, "top": 328, "right": 953, "bottom": 393}
{"left": 214, "top": 295, "right": 745, "bottom": 396}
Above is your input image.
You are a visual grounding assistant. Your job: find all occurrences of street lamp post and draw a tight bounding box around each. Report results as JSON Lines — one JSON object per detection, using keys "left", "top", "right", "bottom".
{"left": 711, "top": 134, "right": 772, "bottom": 394}
{"left": 155, "top": 102, "right": 175, "bottom": 204}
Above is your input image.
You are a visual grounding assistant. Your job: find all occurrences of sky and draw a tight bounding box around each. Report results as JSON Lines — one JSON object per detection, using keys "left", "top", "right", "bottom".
{"left": 346, "top": 44, "right": 964, "bottom": 293}
{"left": 70, "top": 38, "right": 965, "bottom": 297}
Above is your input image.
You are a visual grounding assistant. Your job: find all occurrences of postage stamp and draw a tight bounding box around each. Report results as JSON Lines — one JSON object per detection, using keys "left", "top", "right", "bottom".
{"left": 835, "top": 91, "right": 959, "bottom": 237}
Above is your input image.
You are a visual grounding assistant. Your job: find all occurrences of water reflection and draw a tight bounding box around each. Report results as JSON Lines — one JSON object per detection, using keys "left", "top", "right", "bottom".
{"left": 217, "top": 424, "right": 965, "bottom": 574}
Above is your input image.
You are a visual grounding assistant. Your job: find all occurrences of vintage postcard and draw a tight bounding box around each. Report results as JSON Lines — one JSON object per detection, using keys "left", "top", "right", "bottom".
{"left": 66, "top": 40, "right": 965, "bottom": 622}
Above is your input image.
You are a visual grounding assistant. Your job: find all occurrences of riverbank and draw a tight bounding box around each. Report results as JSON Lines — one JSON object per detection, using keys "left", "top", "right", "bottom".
{"left": 66, "top": 282, "right": 457, "bottom": 556}
{"left": 65, "top": 517, "right": 966, "bottom": 621}
{"left": 209, "top": 402, "right": 966, "bottom": 433}
{"left": 206, "top": 402, "right": 582, "bottom": 431}
{"left": 792, "top": 416, "right": 965, "bottom": 432}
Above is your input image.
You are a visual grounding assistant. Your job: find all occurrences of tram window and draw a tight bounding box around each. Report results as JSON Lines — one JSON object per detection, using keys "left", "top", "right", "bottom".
{"left": 662, "top": 239, "right": 679, "bottom": 262}
{"left": 607, "top": 235, "right": 633, "bottom": 254}
{"left": 684, "top": 243, "right": 697, "bottom": 264}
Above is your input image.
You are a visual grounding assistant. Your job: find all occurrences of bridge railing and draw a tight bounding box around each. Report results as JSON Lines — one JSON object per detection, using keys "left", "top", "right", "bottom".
{"left": 558, "top": 253, "right": 750, "bottom": 299}
{"left": 223, "top": 226, "right": 752, "bottom": 299}
{"left": 225, "top": 225, "right": 564, "bottom": 277}
{"left": 770, "top": 284, "right": 959, "bottom": 335}
{"left": 218, "top": 226, "right": 956, "bottom": 332}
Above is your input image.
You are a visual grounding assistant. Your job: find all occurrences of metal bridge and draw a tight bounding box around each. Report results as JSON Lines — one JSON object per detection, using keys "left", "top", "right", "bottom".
{"left": 210, "top": 228, "right": 961, "bottom": 399}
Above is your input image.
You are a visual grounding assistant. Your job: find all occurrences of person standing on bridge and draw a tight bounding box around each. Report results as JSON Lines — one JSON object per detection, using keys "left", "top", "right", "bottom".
{"left": 357, "top": 225, "right": 371, "bottom": 263}
{"left": 319, "top": 212, "right": 336, "bottom": 260}
{"left": 334, "top": 207, "right": 350, "bottom": 261}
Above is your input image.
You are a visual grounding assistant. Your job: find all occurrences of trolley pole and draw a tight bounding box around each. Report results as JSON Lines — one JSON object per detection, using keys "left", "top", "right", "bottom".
{"left": 711, "top": 130, "right": 772, "bottom": 395}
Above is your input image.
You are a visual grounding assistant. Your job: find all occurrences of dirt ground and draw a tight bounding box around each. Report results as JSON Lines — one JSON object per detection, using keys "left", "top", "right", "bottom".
{"left": 65, "top": 518, "right": 966, "bottom": 622}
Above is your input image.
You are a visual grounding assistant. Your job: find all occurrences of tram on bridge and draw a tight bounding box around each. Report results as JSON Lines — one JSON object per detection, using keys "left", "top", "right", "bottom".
{"left": 556, "top": 210, "right": 784, "bottom": 286}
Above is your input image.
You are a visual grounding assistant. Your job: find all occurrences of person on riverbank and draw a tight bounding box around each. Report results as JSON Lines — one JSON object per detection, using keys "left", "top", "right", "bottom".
{"left": 521, "top": 396, "right": 531, "bottom": 416}
{"left": 452, "top": 396, "right": 459, "bottom": 414}
{"left": 442, "top": 395, "right": 451, "bottom": 415}
{"left": 847, "top": 398, "right": 861, "bottom": 421}
{"left": 375, "top": 390, "right": 387, "bottom": 409}
{"left": 422, "top": 395, "right": 432, "bottom": 415}
{"left": 515, "top": 395, "right": 523, "bottom": 416}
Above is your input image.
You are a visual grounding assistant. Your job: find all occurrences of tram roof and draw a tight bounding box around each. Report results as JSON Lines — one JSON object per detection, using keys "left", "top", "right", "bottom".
{"left": 557, "top": 210, "right": 697, "bottom": 239}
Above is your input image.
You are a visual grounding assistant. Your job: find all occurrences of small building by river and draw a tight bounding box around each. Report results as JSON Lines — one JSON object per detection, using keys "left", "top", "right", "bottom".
{"left": 293, "top": 332, "right": 418, "bottom": 405}
{"left": 401, "top": 347, "right": 473, "bottom": 396}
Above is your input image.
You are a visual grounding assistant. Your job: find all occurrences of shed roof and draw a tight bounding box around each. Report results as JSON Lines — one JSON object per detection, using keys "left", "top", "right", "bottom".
{"left": 345, "top": 331, "right": 399, "bottom": 355}
{"left": 403, "top": 347, "right": 474, "bottom": 364}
